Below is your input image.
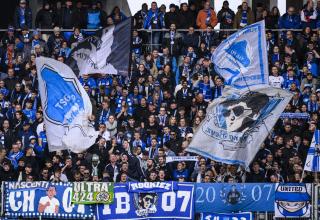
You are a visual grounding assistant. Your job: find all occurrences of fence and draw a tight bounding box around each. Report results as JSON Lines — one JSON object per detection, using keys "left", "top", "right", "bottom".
{"left": 1, "top": 181, "right": 319, "bottom": 220}
{"left": 0, "top": 27, "right": 309, "bottom": 52}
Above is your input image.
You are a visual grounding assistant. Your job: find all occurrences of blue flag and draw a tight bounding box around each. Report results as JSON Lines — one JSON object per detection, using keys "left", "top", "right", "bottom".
{"left": 36, "top": 57, "right": 98, "bottom": 153}
{"left": 304, "top": 129, "right": 320, "bottom": 172}
{"left": 211, "top": 20, "right": 269, "bottom": 89}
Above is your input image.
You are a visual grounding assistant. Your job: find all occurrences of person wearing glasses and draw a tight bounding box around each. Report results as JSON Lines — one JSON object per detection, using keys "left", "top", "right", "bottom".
{"left": 219, "top": 92, "right": 269, "bottom": 133}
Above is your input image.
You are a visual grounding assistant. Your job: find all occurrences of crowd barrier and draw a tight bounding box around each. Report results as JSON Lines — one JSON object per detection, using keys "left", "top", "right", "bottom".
{"left": 0, "top": 181, "right": 318, "bottom": 220}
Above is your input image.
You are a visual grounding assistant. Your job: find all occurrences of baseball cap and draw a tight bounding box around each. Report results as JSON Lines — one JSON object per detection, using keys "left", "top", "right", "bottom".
{"left": 20, "top": 0, "right": 26, "bottom": 4}
{"left": 29, "top": 135, "right": 37, "bottom": 140}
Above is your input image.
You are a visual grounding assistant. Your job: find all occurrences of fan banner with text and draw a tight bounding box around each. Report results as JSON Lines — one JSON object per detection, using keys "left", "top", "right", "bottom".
{"left": 96, "top": 182, "right": 194, "bottom": 220}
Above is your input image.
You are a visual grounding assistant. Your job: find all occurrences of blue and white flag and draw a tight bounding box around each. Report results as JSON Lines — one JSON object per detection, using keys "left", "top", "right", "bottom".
{"left": 96, "top": 182, "right": 194, "bottom": 220}
{"left": 36, "top": 57, "right": 98, "bottom": 153}
{"left": 275, "top": 183, "right": 311, "bottom": 218}
{"left": 187, "top": 86, "right": 292, "bottom": 166}
{"left": 211, "top": 20, "right": 268, "bottom": 89}
{"left": 195, "top": 183, "right": 275, "bottom": 213}
{"left": 4, "top": 182, "right": 93, "bottom": 219}
{"left": 304, "top": 130, "right": 320, "bottom": 172}
{"left": 66, "top": 18, "right": 132, "bottom": 77}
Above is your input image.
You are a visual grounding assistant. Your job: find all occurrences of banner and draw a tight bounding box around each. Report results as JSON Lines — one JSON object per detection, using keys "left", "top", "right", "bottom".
{"left": 211, "top": 20, "right": 268, "bottom": 89}
{"left": 4, "top": 182, "right": 93, "bottom": 219}
{"left": 201, "top": 212, "right": 252, "bottom": 220}
{"left": 66, "top": 18, "right": 132, "bottom": 77}
{"left": 72, "top": 182, "right": 114, "bottom": 204}
{"left": 96, "top": 182, "right": 194, "bottom": 219}
{"left": 280, "top": 112, "right": 310, "bottom": 119}
{"left": 166, "top": 156, "right": 198, "bottom": 163}
{"left": 36, "top": 57, "right": 98, "bottom": 153}
{"left": 275, "top": 183, "right": 311, "bottom": 218}
{"left": 304, "top": 130, "right": 320, "bottom": 172}
{"left": 195, "top": 183, "right": 275, "bottom": 213}
{"left": 186, "top": 86, "right": 292, "bottom": 166}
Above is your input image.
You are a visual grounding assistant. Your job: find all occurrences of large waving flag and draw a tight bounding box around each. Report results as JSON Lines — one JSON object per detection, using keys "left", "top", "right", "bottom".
{"left": 36, "top": 57, "right": 98, "bottom": 153}
{"left": 211, "top": 20, "right": 269, "bottom": 89}
{"left": 66, "top": 18, "right": 132, "bottom": 77}
{"left": 304, "top": 130, "right": 320, "bottom": 172}
{"left": 186, "top": 86, "right": 292, "bottom": 166}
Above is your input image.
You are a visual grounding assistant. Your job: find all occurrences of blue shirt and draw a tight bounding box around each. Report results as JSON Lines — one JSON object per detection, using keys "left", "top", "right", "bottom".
{"left": 79, "top": 77, "right": 97, "bottom": 89}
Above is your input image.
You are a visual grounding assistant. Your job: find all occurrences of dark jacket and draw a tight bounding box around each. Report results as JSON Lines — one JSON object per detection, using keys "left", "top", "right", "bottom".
{"left": 72, "top": 7, "right": 87, "bottom": 29}
{"left": 162, "top": 31, "right": 183, "bottom": 56}
{"left": 14, "top": 7, "right": 32, "bottom": 29}
{"left": 176, "top": 87, "right": 194, "bottom": 110}
{"left": 217, "top": 7, "right": 235, "bottom": 29}
{"left": 59, "top": 6, "right": 74, "bottom": 28}
{"left": 165, "top": 11, "right": 180, "bottom": 29}
{"left": 179, "top": 10, "right": 195, "bottom": 29}
{"left": 128, "top": 155, "right": 144, "bottom": 181}
{"left": 35, "top": 8, "right": 54, "bottom": 29}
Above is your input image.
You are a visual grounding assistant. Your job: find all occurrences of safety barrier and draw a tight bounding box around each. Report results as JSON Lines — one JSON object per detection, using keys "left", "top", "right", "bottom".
{"left": 0, "top": 181, "right": 318, "bottom": 220}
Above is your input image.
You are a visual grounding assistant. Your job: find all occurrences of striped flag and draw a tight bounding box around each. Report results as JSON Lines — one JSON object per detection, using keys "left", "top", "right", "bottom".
{"left": 304, "top": 130, "right": 320, "bottom": 172}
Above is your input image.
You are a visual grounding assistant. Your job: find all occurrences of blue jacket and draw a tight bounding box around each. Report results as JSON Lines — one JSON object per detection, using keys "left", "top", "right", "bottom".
{"left": 143, "top": 9, "right": 164, "bottom": 29}
{"left": 279, "top": 13, "right": 301, "bottom": 29}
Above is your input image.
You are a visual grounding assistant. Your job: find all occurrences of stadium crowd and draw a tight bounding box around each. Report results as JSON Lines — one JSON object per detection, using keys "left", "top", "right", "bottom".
{"left": 0, "top": 0, "right": 319, "bottom": 184}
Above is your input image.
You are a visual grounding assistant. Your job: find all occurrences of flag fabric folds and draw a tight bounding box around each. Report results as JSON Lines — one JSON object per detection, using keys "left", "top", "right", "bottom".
{"left": 66, "top": 18, "right": 132, "bottom": 77}
{"left": 304, "top": 130, "right": 320, "bottom": 172}
{"left": 36, "top": 57, "right": 98, "bottom": 153}
{"left": 186, "top": 86, "right": 292, "bottom": 166}
{"left": 211, "top": 20, "right": 269, "bottom": 89}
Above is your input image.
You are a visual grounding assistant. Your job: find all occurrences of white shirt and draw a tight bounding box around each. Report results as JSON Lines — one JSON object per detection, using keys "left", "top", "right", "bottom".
{"left": 39, "top": 196, "right": 60, "bottom": 214}
{"left": 36, "top": 122, "right": 44, "bottom": 136}
{"left": 269, "top": 75, "right": 284, "bottom": 88}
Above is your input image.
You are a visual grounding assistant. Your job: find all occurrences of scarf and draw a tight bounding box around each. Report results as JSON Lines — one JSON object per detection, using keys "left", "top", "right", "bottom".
{"left": 241, "top": 10, "right": 248, "bottom": 25}
{"left": 206, "top": 9, "right": 211, "bottom": 25}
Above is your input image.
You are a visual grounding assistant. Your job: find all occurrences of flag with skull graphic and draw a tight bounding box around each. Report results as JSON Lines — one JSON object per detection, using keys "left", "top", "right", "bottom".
{"left": 186, "top": 86, "right": 292, "bottom": 166}
{"left": 275, "top": 183, "right": 311, "bottom": 218}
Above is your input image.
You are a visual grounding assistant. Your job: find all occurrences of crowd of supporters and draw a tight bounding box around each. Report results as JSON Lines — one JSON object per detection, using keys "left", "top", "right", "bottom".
{"left": 0, "top": 0, "right": 320, "bottom": 184}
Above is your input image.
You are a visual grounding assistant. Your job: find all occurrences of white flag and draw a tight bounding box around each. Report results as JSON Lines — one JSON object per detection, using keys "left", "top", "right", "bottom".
{"left": 304, "top": 130, "right": 320, "bottom": 172}
{"left": 186, "top": 86, "right": 292, "bottom": 166}
{"left": 66, "top": 18, "right": 132, "bottom": 76}
{"left": 36, "top": 57, "right": 98, "bottom": 153}
{"left": 212, "top": 20, "right": 269, "bottom": 89}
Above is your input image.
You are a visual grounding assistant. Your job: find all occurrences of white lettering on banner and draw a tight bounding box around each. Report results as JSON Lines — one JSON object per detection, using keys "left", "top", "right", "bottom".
{"left": 9, "top": 191, "right": 22, "bottom": 211}
{"left": 115, "top": 192, "right": 130, "bottom": 214}
{"left": 278, "top": 186, "right": 305, "bottom": 192}
{"left": 102, "top": 203, "right": 111, "bottom": 215}
{"left": 205, "top": 216, "right": 248, "bottom": 220}
{"left": 23, "top": 191, "right": 35, "bottom": 212}
{"left": 8, "top": 181, "right": 49, "bottom": 190}
{"left": 101, "top": 190, "right": 192, "bottom": 215}
{"left": 73, "top": 182, "right": 111, "bottom": 193}
{"left": 130, "top": 182, "right": 172, "bottom": 191}
{"left": 162, "top": 192, "right": 175, "bottom": 212}
{"left": 63, "top": 187, "right": 73, "bottom": 213}
{"left": 9, "top": 191, "right": 35, "bottom": 212}
{"left": 177, "top": 191, "right": 190, "bottom": 212}
{"left": 196, "top": 184, "right": 274, "bottom": 204}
